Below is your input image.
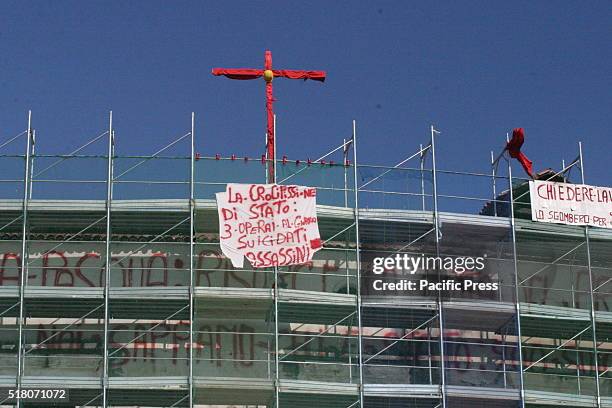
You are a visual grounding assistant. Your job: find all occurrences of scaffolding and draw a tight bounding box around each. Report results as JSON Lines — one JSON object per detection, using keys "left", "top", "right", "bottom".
{"left": 0, "top": 112, "right": 611, "bottom": 407}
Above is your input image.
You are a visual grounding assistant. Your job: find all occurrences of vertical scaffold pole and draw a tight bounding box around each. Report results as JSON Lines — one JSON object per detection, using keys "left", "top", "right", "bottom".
{"left": 343, "top": 136, "right": 352, "bottom": 380}
{"left": 344, "top": 138, "right": 349, "bottom": 208}
{"left": 189, "top": 113, "right": 196, "bottom": 407}
{"left": 562, "top": 159, "right": 566, "bottom": 178}
{"left": 352, "top": 120, "right": 365, "bottom": 407}
{"left": 343, "top": 137, "right": 351, "bottom": 294}
{"left": 577, "top": 338, "right": 582, "bottom": 395}
{"left": 491, "top": 151, "right": 498, "bottom": 217}
{"left": 17, "top": 111, "right": 33, "bottom": 407}
{"left": 102, "top": 111, "right": 114, "bottom": 408}
{"left": 579, "top": 142, "right": 601, "bottom": 408}
{"left": 430, "top": 125, "right": 446, "bottom": 408}
{"left": 273, "top": 114, "right": 280, "bottom": 408}
{"left": 29, "top": 130, "right": 36, "bottom": 200}
{"left": 502, "top": 332, "right": 508, "bottom": 387}
{"left": 420, "top": 144, "right": 426, "bottom": 211}
{"left": 506, "top": 134, "right": 526, "bottom": 408}
{"left": 265, "top": 132, "right": 269, "bottom": 185}
{"left": 273, "top": 115, "right": 277, "bottom": 183}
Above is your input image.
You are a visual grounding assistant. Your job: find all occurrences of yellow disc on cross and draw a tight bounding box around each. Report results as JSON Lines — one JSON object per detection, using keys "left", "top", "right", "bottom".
{"left": 263, "top": 70, "right": 274, "bottom": 82}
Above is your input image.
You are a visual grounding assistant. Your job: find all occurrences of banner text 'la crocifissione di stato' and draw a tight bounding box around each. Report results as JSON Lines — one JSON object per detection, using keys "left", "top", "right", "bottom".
{"left": 216, "top": 183, "right": 322, "bottom": 268}
{"left": 530, "top": 180, "right": 612, "bottom": 229}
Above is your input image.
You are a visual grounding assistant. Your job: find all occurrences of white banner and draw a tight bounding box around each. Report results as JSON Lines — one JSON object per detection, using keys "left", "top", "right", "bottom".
{"left": 529, "top": 180, "right": 612, "bottom": 229}
{"left": 216, "top": 183, "right": 322, "bottom": 268}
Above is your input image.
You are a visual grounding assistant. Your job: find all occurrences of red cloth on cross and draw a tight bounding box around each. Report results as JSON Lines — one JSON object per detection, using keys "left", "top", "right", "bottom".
{"left": 272, "top": 70, "right": 326, "bottom": 81}
{"left": 211, "top": 68, "right": 263, "bottom": 80}
{"left": 506, "top": 128, "right": 534, "bottom": 178}
{"left": 211, "top": 68, "right": 326, "bottom": 82}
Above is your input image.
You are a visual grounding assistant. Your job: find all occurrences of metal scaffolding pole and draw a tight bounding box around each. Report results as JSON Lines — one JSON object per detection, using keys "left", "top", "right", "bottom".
{"left": 102, "top": 112, "right": 114, "bottom": 408}
{"left": 430, "top": 125, "right": 446, "bottom": 408}
{"left": 189, "top": 112, "right": 195, "bottom": 408}
{"left": 491, "top": 151, "right": 498, "bottom": 217}
{"left": 352, "top": 120, "right": 365, "bottom": 407}
{"left": 579, "top": 141, "right": 601, "bottom": 408}
{"left": 506, "top": 134, "right": 526, "bottom": 408}
{"left": 343, "top": 137, "right": 352, "bottom": 382}
{"left": 428, "top": 326, "right": 433, "bottom": 384}
{"left": 273, "top": 114, "right": 280, "bottom": 408}
{"left": 502, "top": 332, "right": 508, "bottom": 387}
{"left": 28, "top": 130, "right": 35, "bottom": 200}
{"left": 420, "top": 143, "right": 426, "bottom": 211}
{"left": 16, "top": 111, "right": 33, "bottom": 408}
{"left": 344, "top": 138, "right": 349, "bottom": 208}
{"left": 273, "top": 114, "right": 277, "bottom": 183}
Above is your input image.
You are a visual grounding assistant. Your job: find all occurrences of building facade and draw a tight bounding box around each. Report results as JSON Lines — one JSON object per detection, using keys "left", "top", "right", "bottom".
{"left": 1, "top": 115, "right": 611, "bottom": 407}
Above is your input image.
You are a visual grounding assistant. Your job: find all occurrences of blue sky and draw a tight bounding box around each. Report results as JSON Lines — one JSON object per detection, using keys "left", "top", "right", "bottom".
{"left": 1, "top": 1, "right": 610, "bottom": 195}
